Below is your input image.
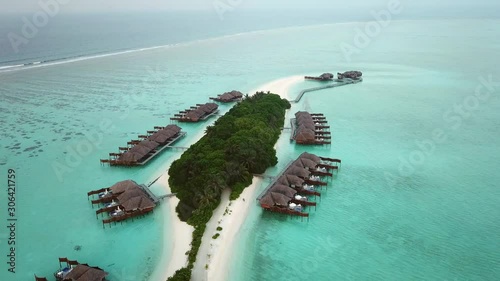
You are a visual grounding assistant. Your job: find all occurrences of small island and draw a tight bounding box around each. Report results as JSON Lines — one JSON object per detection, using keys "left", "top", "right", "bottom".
{"left": 167, "top": 91, "right": 290, "bottom": 280}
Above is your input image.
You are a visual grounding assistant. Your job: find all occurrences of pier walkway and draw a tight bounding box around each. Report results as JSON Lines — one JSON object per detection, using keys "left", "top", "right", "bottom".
{"left": 291, "top": 78, "right": 362, "bottom": 103}
{"left": 256, "top": 160, "right": 295, "bottom": 200}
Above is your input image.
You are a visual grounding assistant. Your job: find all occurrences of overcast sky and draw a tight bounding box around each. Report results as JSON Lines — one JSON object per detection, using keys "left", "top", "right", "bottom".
{"left": 1, "top": 0, "right": 499, "bottom": 13}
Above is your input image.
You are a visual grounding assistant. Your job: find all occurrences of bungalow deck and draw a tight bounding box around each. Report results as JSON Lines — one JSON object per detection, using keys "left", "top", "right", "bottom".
{"left": 88, "top": 181, "right": 165, "bottom": 228}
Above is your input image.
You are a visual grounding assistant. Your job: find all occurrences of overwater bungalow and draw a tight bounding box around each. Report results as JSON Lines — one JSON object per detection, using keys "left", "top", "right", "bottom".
{"left": 35, "top": 257, "right": 107, "bottom": 281}
{"left": 257, "top": 152, "right": 340, "bottom": 219}
{"left": 259, "top": 192, "right": 309, "bottom": 218}
{"left": 170, "top": 102, "right": 219, "bottom": 122}
{"left": 299, "top": 151, "right": 341, "bottom": 169}
{"left": 337, "top": 70, "right": 363, "bottom": 80}
{"left": 87, "top": 180, "right": 159, "bottom": 227}
{"left": 210, "top": 90, "right": 244, "bottom": 102}
{"left": 304, "top": 72, "right": 334, "bottom": 81}
{"left": 291, "top": 111, "right": 331, "bottom": 145}
{"left": 100, "top": 124, "right": 186, "bottom": 166}
{"left": 270, "top": 184, "right": 317, "bottom": 206}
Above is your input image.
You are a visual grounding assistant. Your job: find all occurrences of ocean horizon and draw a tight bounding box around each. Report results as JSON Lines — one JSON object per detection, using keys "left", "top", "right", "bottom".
{"left": 1, "top": 7, "right": 500, "bottom": 281}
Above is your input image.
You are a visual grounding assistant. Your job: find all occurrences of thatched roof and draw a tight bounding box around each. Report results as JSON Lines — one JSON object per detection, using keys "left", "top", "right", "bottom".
{"left": 138, "top": 140, "right": 159, "bottom": 150}
{"left": 320, "top": 73, "right": 334, "bottom": 80}
{"left": 297, "top": 122, "right": 315, "bottom": 129}
{"left": 217, "top": 90, "right": 243, "bottom": 102}
{"left": 294, "top": 130, "right": 316, "bottom": 143}
{"left": 203, "top": 103, "right": 218, "bottom": 112}
{"left": 158, "top": 129, "right": 175, "bottom": 137}
{"left": 63, "top": 264, "right": 107, "bottom": 281}
{"left": 129, "top": 145, "right": 152, "bottom": 156}
{"left": 270, "top": 192, "right": 291, "bottom": 206}
{"left": 277, "top": 176, "right": 290, "bottom": 186}
{"left": 297, "top": 158, "right": 317, "bottom": 169}
{"left": 277, "top": 174, "right": 305, "bottom": 187}
{"left": 116, "top": 186, "right": 156, "bottom": 211}
{"left": 285, "top": 166, "right": 310, "bottom": 178}
{"left": 117, "top": 188, "right": 144, "bottom": 203}
{"left": 340, "top": 71, "right": 362, "bottom": 79}
{"left": 184, "top": 103, "right": 218, "bottom": 121}
{"left": 270, "top": 184, "right": 297, "bottom": 198}
{"left": 120, "top": 195, "right": 155, "bottom": 211}
{"left": 164, "top": 124, "right": 181, "bottom": 133}
{"left": 294, "top": 110, "right": 325, "bottom": 144}
{"left": 109, "top": 180, "right": 139, "bottom": 194}
{"left": 259, "top": 193, "right": 275, "bottom": 206}
{"left": 148, "top": 132, "right": 170, "bottom": 144}
{"left": 295, "top": 111, "right": 311, "bottom": 119}
{"left": 297, "top": 115, "right": 313, "bottom": 123}
{"left": 186, "top": 108, "right": 205, "bottom": 121}
{"left": 299, "top": 152, "right": 321, "bottom": 163}
{"left": 117, "top": 151, "right": 144, "bottom": 163}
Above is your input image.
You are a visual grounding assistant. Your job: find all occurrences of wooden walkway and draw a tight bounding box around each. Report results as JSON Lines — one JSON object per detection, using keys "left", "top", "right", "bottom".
{"left": 292, "top": 78, "right": 363, "bottom": 103}
{"left": 256, "top": 160, "right": 295, "bottom": 200}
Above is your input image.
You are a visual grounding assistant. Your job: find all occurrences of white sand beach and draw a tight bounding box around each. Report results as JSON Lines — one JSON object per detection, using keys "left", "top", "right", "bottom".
{"left": 153, "top": 75, "right": 303, "bottom": 281}
{"left": 191, "top": 75, "right": 304, "bottom": 281}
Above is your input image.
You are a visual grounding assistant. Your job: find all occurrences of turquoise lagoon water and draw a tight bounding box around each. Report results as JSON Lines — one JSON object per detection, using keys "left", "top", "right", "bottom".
{"left": 228, "top": 21, "right": 500, "bottom": 281}
{"left": 0, "top": 19, "right": 499, "bottom": 281}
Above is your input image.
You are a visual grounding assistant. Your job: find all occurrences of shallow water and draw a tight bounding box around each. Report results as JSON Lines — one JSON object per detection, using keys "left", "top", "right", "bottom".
{"left": 1, "top": 19, "right": 499, "bottom": 281}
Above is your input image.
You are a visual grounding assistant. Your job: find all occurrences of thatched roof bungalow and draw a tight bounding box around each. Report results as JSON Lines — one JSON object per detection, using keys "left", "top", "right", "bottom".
{"left": 35, "top": 258, "right": 108, "bottom": 281}
{"left": 270, "top": 192, "right": 291, "bottom": 207}
{"left": 277, "top": 174, "right": 305, "bottom": 188}
{"left": 270, "top": 184, "right": 297, "bottom": 198}
{"left": 299, "top": 152, "right": 322, "bottom": 164}
{"left": 210, "top": 90, "right": 243, "bottom": 102}
{"left": 101, "top": 124, "right": 185, "bottom": 166}
{"left": 89, "top": 180, "right": 158, "bottom": 224}
{"left": 171, "top": 103, "right": 219, "bottom": 122}
{"left": 61, "top": 264, "right": 107, "bottom": 281}
{"left": 292, "top": 111, "right": 331, "bottom": 145}
{"left": 117, "top": 187, "right": 156, "bottom": 212}
{"left": 304, "top": 73, "right": 334, "bottom": 81}
{"left": 285, "top": 166, "right": 311, "bottom": 178}
{"left": 109, "top": 180, "right": 139, "bottom": 194}
{"left": 337, "top": 71, "right": 362, "bottom": 80}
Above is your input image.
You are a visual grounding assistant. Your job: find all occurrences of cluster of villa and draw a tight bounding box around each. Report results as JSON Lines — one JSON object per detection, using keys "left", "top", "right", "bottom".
{"left": 258, "top": 152, "right": 341, "bottom": 218}
{"left": 337, "top": 70, "right": 362, "bottom": 80}
{"left": 305, "top": 71, "right": 362, "bottom": 81}
{"left": 31, "top": 91, "right": 247, "bottom": 278}
{"left": 101, "top": 124, "right": 185, "bottom": 166}
{"left": 170, "top": 102, "right": 219, "bottom": 122}
{"left": 210, "top": 90, "right": 243, "bottom": 102}
{"left": 87, "top": 180, "right": 159, "bottom": 227}
{"left": 291, "top": 111, "right": 331, "bottom": 145}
